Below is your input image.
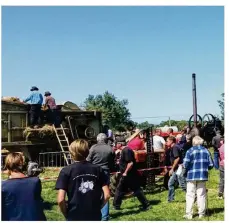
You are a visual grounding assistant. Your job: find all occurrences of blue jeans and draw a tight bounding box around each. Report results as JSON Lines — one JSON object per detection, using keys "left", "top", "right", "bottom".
{"left": 101, "top": 170, "right": 110, "bottom": 221}
{"left": 178, "top": 174, "right": 186, "bottom": 192}
{"left": 214, "top": 152, "right": 219, "bottom": 169}
{"left": 168, "top": 171, "right": 178, "bottom": 201}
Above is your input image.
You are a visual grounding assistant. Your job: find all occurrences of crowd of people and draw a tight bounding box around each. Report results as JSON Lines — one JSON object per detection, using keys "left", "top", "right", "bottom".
{"left": 153, "top": 127, "right": 224, "bottom": 219}
{"left": 1, "top": 127, "right": 225, "bottom": 221}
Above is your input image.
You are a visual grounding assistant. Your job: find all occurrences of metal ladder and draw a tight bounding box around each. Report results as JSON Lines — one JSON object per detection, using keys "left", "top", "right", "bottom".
{"left": 53, "top": 124, "right": 71, "bottom": 165}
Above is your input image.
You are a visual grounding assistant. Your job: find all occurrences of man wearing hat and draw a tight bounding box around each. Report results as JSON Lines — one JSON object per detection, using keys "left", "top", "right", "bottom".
{"left": 44, "top": 91, "right": 57, "bottom": 125}
{"left": 24, "top": 86, "right": 43, "bottom": 127}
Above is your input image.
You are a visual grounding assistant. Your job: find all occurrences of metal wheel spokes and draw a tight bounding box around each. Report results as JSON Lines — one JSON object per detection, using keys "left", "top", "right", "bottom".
{"left": 202, "top": 113, "right": 216, "bottom": 126}
{"left": 188, "top": 114, "right": 202, "bottom": 128}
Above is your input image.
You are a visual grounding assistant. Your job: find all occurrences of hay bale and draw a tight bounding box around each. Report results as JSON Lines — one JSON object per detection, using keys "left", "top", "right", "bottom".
{"left": 23, "top": 125, "right": 55, "bottom": 139}
{"left": 39, "top": 125, "right": 55, "bottom": 137}
{"left": 23, "top": 127, "right": 33, "bottom": 138}
{"left": 1, "top": 149, "right": 10, "bottom": 154}
{"left": 2, "top": 96, "right": 22, "bottom": 103}
{"left": 41, "top": 105, "right": 49, "bottom": 111}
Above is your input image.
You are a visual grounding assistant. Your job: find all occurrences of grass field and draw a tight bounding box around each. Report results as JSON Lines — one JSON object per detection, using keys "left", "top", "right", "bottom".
{"left": 1, "top": 151, "right": 224, "bottom": 221}
{"left": 39, "top": 167, "right": 224, "bottom": 221}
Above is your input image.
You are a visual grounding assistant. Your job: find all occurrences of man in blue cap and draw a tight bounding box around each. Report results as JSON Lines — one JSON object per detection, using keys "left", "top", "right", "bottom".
{"left": 24, "top": 86, "right": 43, "bottom": 127}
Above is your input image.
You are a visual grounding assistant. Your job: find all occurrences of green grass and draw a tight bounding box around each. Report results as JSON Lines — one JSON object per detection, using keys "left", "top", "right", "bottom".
{"left": 38, "top": 168, "right": 224, "bottom": 221}
{"left": 1, "top": 150, "right": 224, "bottom": 221}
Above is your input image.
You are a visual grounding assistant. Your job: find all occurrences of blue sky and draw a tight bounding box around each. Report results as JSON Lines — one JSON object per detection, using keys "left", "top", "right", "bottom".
{"left": 2, "top": 6, "right": 224, "bottom": 124}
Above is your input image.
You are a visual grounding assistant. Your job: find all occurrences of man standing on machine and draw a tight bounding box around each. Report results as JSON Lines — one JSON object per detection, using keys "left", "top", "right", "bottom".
{"left": 24, "top": 86, "right": 43, "bottom": 127}
{"left": 44, "top": 91, "right": 57, "bottom": 125}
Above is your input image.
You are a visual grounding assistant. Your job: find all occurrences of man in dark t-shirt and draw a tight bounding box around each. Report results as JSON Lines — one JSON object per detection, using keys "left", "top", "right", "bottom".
{"left": 113, "top": 147, "right": 150, "bottom": 210}
{"left": 164, "top": 136, "right": 182, "bottom": 202}
{"left": 119, "top": 147, "right": 137, "bottom": 174}
{"left": 182, "top": 134, "right": 192, "bottom": 159}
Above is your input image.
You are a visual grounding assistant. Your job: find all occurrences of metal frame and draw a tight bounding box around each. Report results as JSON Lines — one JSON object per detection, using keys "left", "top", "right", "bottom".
{"left": 2, "top": 111, "right": 28, "bottom": 143}
{"left": 38, "top": 151, "right": 73, "bottom": 167}
{"left": 2, "top": 111, "right": 28, "bottom": 114}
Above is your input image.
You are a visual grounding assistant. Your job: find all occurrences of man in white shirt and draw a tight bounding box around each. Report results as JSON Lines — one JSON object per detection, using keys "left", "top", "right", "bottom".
{"left": 153, "top": 128, "right": 166, "bottom": 152}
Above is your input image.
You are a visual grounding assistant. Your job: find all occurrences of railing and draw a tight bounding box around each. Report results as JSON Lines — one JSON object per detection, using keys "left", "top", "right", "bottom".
{"left": 39, "top": 151, "right": 73, "bottom": 168}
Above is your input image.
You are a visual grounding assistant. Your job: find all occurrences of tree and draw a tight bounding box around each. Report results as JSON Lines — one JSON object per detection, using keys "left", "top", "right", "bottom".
{"left": 137, "top": 121, "right": 154, "bottom": 129}
{"left": 159, "top": 120, "right": 188, "bottom": 131}
{"left": 84, "top": 91, "right": 131, "bottom": 130}
{"left": 217, "top": 93, "right": 224, "bottom": 120}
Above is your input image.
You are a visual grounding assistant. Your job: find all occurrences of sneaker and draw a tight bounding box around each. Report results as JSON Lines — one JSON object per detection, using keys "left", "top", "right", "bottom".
{"left": 183, "top": 214, "right": 192, "bottom": 220}
{"left": 168, "top": 199, "right": 175, "bottom": 203}
{"left": 218, "top": 193, "right": 224, "bottom": 199}
{"left": 199, "top": 214, "right": 205, "bottom": 219}
{"left": 142, "top": 203, "right": 151, "bottom": 211}
{"left": 113, "top": 206, "right": 121, "bottom": 210}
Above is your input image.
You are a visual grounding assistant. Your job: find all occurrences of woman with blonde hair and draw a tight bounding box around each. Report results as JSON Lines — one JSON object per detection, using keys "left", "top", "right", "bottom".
{"left": 55, "top": 139, "right": 110, "bottom": 221}
{"left": 1, "top": 152, "right": 46, "bottom": 221}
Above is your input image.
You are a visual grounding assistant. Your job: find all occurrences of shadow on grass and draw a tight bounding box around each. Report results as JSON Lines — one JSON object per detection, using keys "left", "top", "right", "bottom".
{"left": 189, "top": 207, "right": 224, "bottom": 220}
{"left": 110, "top": 200, "right": 160, "bottom": 219}
{"left": 207, "top": 207, "right": 224, "bottom": 216}
{"left": 144, "top": 187, "right": 166, "bottom": 195}
{"left": 43, "top": 201, "right": 56, "bottom": 210}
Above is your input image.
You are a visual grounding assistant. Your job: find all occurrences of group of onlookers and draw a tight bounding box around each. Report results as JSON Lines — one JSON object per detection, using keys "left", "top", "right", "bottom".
{"left": 122, "top": 126, "right": 224, "bottom": 219}
{"left": 1, "top": 127, "right": 224, "bottom": 221}
{"left": 160, "top": 127, "right": 224, "bottom": 220}
{"left": 2, "top": 136, "right": 112, "bottom": 221}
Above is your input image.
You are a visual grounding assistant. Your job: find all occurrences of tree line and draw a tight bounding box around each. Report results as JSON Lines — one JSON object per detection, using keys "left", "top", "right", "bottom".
{"left": 83, "top": 91, "right": 224, "bottom": 132}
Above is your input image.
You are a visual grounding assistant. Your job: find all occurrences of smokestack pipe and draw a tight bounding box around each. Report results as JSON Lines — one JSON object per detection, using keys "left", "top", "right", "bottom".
{"left": 192, "top": 73, "right": 197, "bottom": 127}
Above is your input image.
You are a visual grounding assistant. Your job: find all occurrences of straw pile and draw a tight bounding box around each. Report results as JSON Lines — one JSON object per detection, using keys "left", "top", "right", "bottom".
{"left": 1, "top": 149, "right": 10, "bottom": 154}
{"left": 41, "top": 105, "right": 49, "bottom": 111}
{"left": 23, "top": 125, "right": 55, "bottom": 139}
{"left": 2, "top": 97, "right": 25, "bottom": 104}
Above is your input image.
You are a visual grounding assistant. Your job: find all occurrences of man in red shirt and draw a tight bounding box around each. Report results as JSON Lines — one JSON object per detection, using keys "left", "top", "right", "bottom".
{"left": 127, "top": 131, "right": 146, "bottom": 151}
{"left": 44, "top": 91, "right": 57, "bottom": 125}
{"left": 44, "top": 91, "right": 56, "bottom": 109}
